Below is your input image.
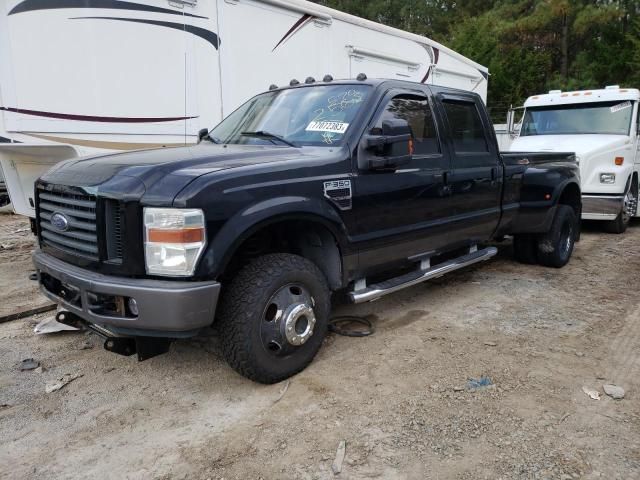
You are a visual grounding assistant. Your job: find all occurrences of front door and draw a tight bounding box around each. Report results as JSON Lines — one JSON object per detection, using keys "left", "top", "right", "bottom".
{"left": 353, "top": 89, "right": 453, "bottom": 270}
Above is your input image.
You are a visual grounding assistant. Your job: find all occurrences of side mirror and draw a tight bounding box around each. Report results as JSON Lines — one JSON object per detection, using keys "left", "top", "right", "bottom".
{"left": 359, "top": 119, "right": 412, "bottom": 170}
{"left": 198, "top": 128, "right": 210, "bottom": 143}
{"left": 506, "top": 109, "right": 514, "bottom": 134}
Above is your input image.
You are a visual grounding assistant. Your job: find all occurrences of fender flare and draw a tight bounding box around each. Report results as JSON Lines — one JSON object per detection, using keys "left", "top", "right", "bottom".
{"left": 198, "top": 196, "right": 350, "bottom": 278}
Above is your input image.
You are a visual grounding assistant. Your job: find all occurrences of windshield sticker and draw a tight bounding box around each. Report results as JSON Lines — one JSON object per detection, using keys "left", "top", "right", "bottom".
{"left": 306, "top": 121, "right": 350, "bottom": 134}
{"left": 321, "top": 132, "right": 336, "bottom": 144}
{"left": 328, "top": 89, "right": 365, "bottom": 112}
{"left": 611, "top": 101, "right": 632, "bottom": 113}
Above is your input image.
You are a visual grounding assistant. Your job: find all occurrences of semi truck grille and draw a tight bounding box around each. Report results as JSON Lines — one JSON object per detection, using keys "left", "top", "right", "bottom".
{"left": 38, "top": 190, "right": 99, "bottom": 261}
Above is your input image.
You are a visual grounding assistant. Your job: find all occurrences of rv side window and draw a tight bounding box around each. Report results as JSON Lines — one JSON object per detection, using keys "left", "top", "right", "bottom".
{"left": 442, "top": 100, "right": 489, "bottom": 153}
{"left": 373, "top": 95, "right": 440, "bottom": 156}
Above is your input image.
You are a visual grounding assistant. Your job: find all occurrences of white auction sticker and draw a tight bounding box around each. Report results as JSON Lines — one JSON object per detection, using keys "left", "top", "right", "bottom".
{"left": 306, "top": 121, "right": 349, "bottom": 134}
{"left": 611, "top": 101, "right": 632, "bottom": 113}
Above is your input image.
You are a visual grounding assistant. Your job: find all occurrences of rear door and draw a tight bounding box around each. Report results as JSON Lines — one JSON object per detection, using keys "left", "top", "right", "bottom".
{"left": 353, "top": 88, "right": 453, "bottom": 269}
{"left": 433, "top": 90, "right": 503, "bottom": 242}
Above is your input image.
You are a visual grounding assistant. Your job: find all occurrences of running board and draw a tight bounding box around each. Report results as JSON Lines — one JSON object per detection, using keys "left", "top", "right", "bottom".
{"left": 349, "top": 246, "right": 498, "bottom": 304}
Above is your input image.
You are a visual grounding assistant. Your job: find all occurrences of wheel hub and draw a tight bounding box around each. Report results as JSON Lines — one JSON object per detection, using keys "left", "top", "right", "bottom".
{"left": 260, "top": 283, "right": 317, "bottom": 356}
{"left": 624, "top": 188, "right": 637, "bottom": 220}
{"left": 282, "top": 303, "right": 316, "bottom": 346}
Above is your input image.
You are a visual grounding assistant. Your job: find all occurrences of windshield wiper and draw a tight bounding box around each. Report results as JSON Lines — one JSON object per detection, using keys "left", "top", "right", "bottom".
{"left": 240, "top": 130, "right": 297, "bottom": 147}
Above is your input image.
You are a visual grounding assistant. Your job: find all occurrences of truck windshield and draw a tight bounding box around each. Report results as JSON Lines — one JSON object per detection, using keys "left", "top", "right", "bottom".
{"left": 520, "top": 101, "right": 634, "bottom": 136}
{"left": 209, "top": 85, "right": 371, "bottom": 147}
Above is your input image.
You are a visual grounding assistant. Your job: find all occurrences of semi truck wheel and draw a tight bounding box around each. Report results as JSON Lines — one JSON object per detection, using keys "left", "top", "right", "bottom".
{"left": 217, "top": 253, "right": 330, "bottom": 384}
{"left": 602, "top": 180, "right": 637, "bottom": 234}
{"left": 536, "top": 205, "right": 577, "bottom": 268}
{"left": 513, "top": 234, "right": 538, "bottom": 264}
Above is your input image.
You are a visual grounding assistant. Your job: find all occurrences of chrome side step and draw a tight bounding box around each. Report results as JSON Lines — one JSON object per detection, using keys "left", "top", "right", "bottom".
{"left": 349, "top": 246, "right": 498, "bottom": 304}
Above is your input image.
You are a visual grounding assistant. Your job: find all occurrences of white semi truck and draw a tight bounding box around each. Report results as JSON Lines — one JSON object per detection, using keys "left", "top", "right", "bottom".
{"left": 0, "top": 0, "right": 489, "bottom": 219}
{"left": 508, "top": 86, "right": 639, "bottom": 233}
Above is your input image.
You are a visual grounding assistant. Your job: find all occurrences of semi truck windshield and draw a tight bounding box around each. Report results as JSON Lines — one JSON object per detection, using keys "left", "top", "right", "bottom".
{"left": 521, "top": 101, "right": 634, "bottom": 136}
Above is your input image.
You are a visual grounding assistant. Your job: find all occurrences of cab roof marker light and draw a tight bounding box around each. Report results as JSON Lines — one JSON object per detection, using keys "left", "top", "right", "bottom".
{"left": 572, "top": 92, "right": 580, "bottom": 96}
{"left": 305, "top": 77, "right": 316, "bottom": 84}
{"left": 323, "top": 74, "right": 334, "bottom": 82}
{"left": 561, "top": 93, "right": 569, "bottom": 97}
{"left": 269, "top": 84, "right": 278, "bottom": 91}
{"left": 290, "top": 79, "right": 300, "bottom": 86}
{"left": 584, "top": 92, "right": 592, "bottom": 95}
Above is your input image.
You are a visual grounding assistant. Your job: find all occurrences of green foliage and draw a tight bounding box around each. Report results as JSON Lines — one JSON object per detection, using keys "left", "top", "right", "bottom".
{"left": 313, "top": 0, "right": 640, "bottom": 122}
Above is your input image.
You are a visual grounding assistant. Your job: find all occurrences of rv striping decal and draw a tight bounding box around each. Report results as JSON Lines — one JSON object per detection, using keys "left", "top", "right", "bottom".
{"left": 71, "top": 17, "right": 220, "bottom": 49}
{"left": 23, "top": 133, "right": 192, "bottom": 150}
{"left": 8, "top": 0, "right": 208, "bottom": 19}
{"left": 420, "top": 46, "right": 439, "bottom": 84}
{"left": 272, "top": 13, "right": 314, "bottom": 52}
{"left": 0, "top": 136, "right": 20, "bottom": 143}
{"left": 0, "top": 106, "right": 197, "bottom": 123}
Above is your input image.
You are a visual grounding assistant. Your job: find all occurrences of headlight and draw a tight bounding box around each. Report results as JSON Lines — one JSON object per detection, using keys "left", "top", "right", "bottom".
{"left": 600, "top": 173, "right": 616, "bottom": 184}
{"left": 144, "top": 208, "right": 206, "bottom": 276}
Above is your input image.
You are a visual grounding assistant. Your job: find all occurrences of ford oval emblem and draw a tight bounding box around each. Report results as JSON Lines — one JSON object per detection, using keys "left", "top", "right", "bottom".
{"left": 50, "top": 212, "right": 70, "bottom": 232}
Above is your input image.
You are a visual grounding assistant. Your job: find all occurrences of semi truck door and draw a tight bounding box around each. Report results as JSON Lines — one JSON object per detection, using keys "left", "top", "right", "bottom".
{"left": 354, "top": 90, "right": 453, "bottom": 269}
{"left": 435, "top": 93, "right": 502, "bottom": 242}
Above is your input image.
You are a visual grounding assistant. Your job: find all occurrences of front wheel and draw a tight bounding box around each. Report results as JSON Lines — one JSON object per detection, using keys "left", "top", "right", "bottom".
{"left": 536, "top": 205, "right": 578, "bottom": 268}
{"left": 602, "top": 182, "right": 637, "bottom": 234}
{"left": 217, "top": 253, "right": 330, "bottom": 384}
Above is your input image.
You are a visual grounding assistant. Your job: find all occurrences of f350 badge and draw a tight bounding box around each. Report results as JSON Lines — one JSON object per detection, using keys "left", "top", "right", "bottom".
{"left": 323, "top": 179, "right": 352, "bottom": 211}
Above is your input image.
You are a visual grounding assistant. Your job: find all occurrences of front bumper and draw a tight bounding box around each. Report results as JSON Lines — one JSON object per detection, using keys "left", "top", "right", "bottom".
{"left": 581, "top": 194, "right": 623, "bottom": 221}
{"left": 33, "top": 249, "right": 220, "bottom": 337}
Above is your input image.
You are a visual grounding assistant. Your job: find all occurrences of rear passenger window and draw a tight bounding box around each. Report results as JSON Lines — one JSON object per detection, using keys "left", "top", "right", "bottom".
{"left": 442, "top": 100, "right": 488, "bottom": 153}
{"left": 374, "top": 95, "right": 440, "bottom": 156}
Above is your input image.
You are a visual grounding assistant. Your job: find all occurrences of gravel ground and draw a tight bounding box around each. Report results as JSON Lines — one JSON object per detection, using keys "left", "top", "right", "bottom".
{"left": 0, "top": 213, "right": 639, "bottom": 479}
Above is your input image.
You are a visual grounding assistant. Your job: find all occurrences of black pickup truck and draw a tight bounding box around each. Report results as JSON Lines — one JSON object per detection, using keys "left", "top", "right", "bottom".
{"left": 33, "top": 78, "right": 580, "bottom": 383}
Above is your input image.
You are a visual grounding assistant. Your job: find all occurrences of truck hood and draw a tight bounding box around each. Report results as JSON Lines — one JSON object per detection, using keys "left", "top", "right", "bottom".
{"left": 39, "top": 143, "right": 306, "bottom": 202}
{"left": 509, "top": 134, "right": 633, "bottom": 191}
{"left": 509, "top": 134, "right": 629, "bottom": 158}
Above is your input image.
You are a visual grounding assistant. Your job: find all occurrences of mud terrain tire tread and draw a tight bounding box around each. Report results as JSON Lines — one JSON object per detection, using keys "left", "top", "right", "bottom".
{"left": 217, "top": 253, "right": 330, "bottom": 384}
{"left": 536, "top": 205, "right": 577, "bottom": 268}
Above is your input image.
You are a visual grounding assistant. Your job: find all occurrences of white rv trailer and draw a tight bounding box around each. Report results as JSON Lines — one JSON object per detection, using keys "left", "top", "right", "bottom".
{"left": 508, "top": 86, "right": 640, "bottom": 233}
{"left": 0, "top": 0, "right": 489, "bottom": 218}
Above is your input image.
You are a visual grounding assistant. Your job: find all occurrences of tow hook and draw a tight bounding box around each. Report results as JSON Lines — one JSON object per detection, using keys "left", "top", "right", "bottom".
{"left": 55, "top": 310, "right": 172, "bottom": 361}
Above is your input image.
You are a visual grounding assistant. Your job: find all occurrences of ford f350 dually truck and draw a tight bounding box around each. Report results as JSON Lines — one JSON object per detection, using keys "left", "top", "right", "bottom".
{"left": 32, "top": 78, "right": 581, "bottom": 383}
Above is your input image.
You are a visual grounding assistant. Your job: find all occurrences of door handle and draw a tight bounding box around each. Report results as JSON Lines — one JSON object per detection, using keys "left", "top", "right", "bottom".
{"left": 490, "top": 167, "right": 498, "bottom": 181}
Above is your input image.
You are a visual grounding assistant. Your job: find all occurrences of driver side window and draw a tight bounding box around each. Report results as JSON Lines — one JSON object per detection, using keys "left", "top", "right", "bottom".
{"left": 373, "top": 94, "right": 440, "bottom": 156}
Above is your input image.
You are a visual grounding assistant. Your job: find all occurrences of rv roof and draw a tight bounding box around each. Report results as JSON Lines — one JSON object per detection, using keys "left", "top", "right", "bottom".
{"left": 271, "top": 0, "right": 488, "bottom": 74}
{"left": 524, "top": 87, "right": 640, "bottom": 107}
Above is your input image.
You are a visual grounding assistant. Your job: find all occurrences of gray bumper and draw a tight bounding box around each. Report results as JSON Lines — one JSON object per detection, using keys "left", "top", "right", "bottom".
{"left": 581, "top": 194, "right": 623, "bottom": 221}
{"left": 33, "top": 249, "right": 220, "bottom": 336}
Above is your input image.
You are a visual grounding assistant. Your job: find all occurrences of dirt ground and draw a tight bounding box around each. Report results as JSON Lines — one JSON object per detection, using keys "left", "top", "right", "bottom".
{"left": 0, "top": 212, "right": 639, "bottom": 480}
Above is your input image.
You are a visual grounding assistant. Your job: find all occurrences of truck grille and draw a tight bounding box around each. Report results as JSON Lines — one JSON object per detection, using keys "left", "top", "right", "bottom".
{"left": 38, "top": 190, "right": 99, "bottom": 261}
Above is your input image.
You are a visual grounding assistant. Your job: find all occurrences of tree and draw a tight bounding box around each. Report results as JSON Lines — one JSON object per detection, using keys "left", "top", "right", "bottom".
{"left": 312, "top": 0, "right": 640, "bottom": 122}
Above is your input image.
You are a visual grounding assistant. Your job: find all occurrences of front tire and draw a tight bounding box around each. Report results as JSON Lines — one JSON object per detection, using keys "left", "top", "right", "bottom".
{"left": 536, "top": 205, "right": 577, "bottom": 268}
{"left": 602, "top": 180, "right": 637, "bottom": 234}
{"left": 217, "top": 253, "right": 330, "bottom": 384}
